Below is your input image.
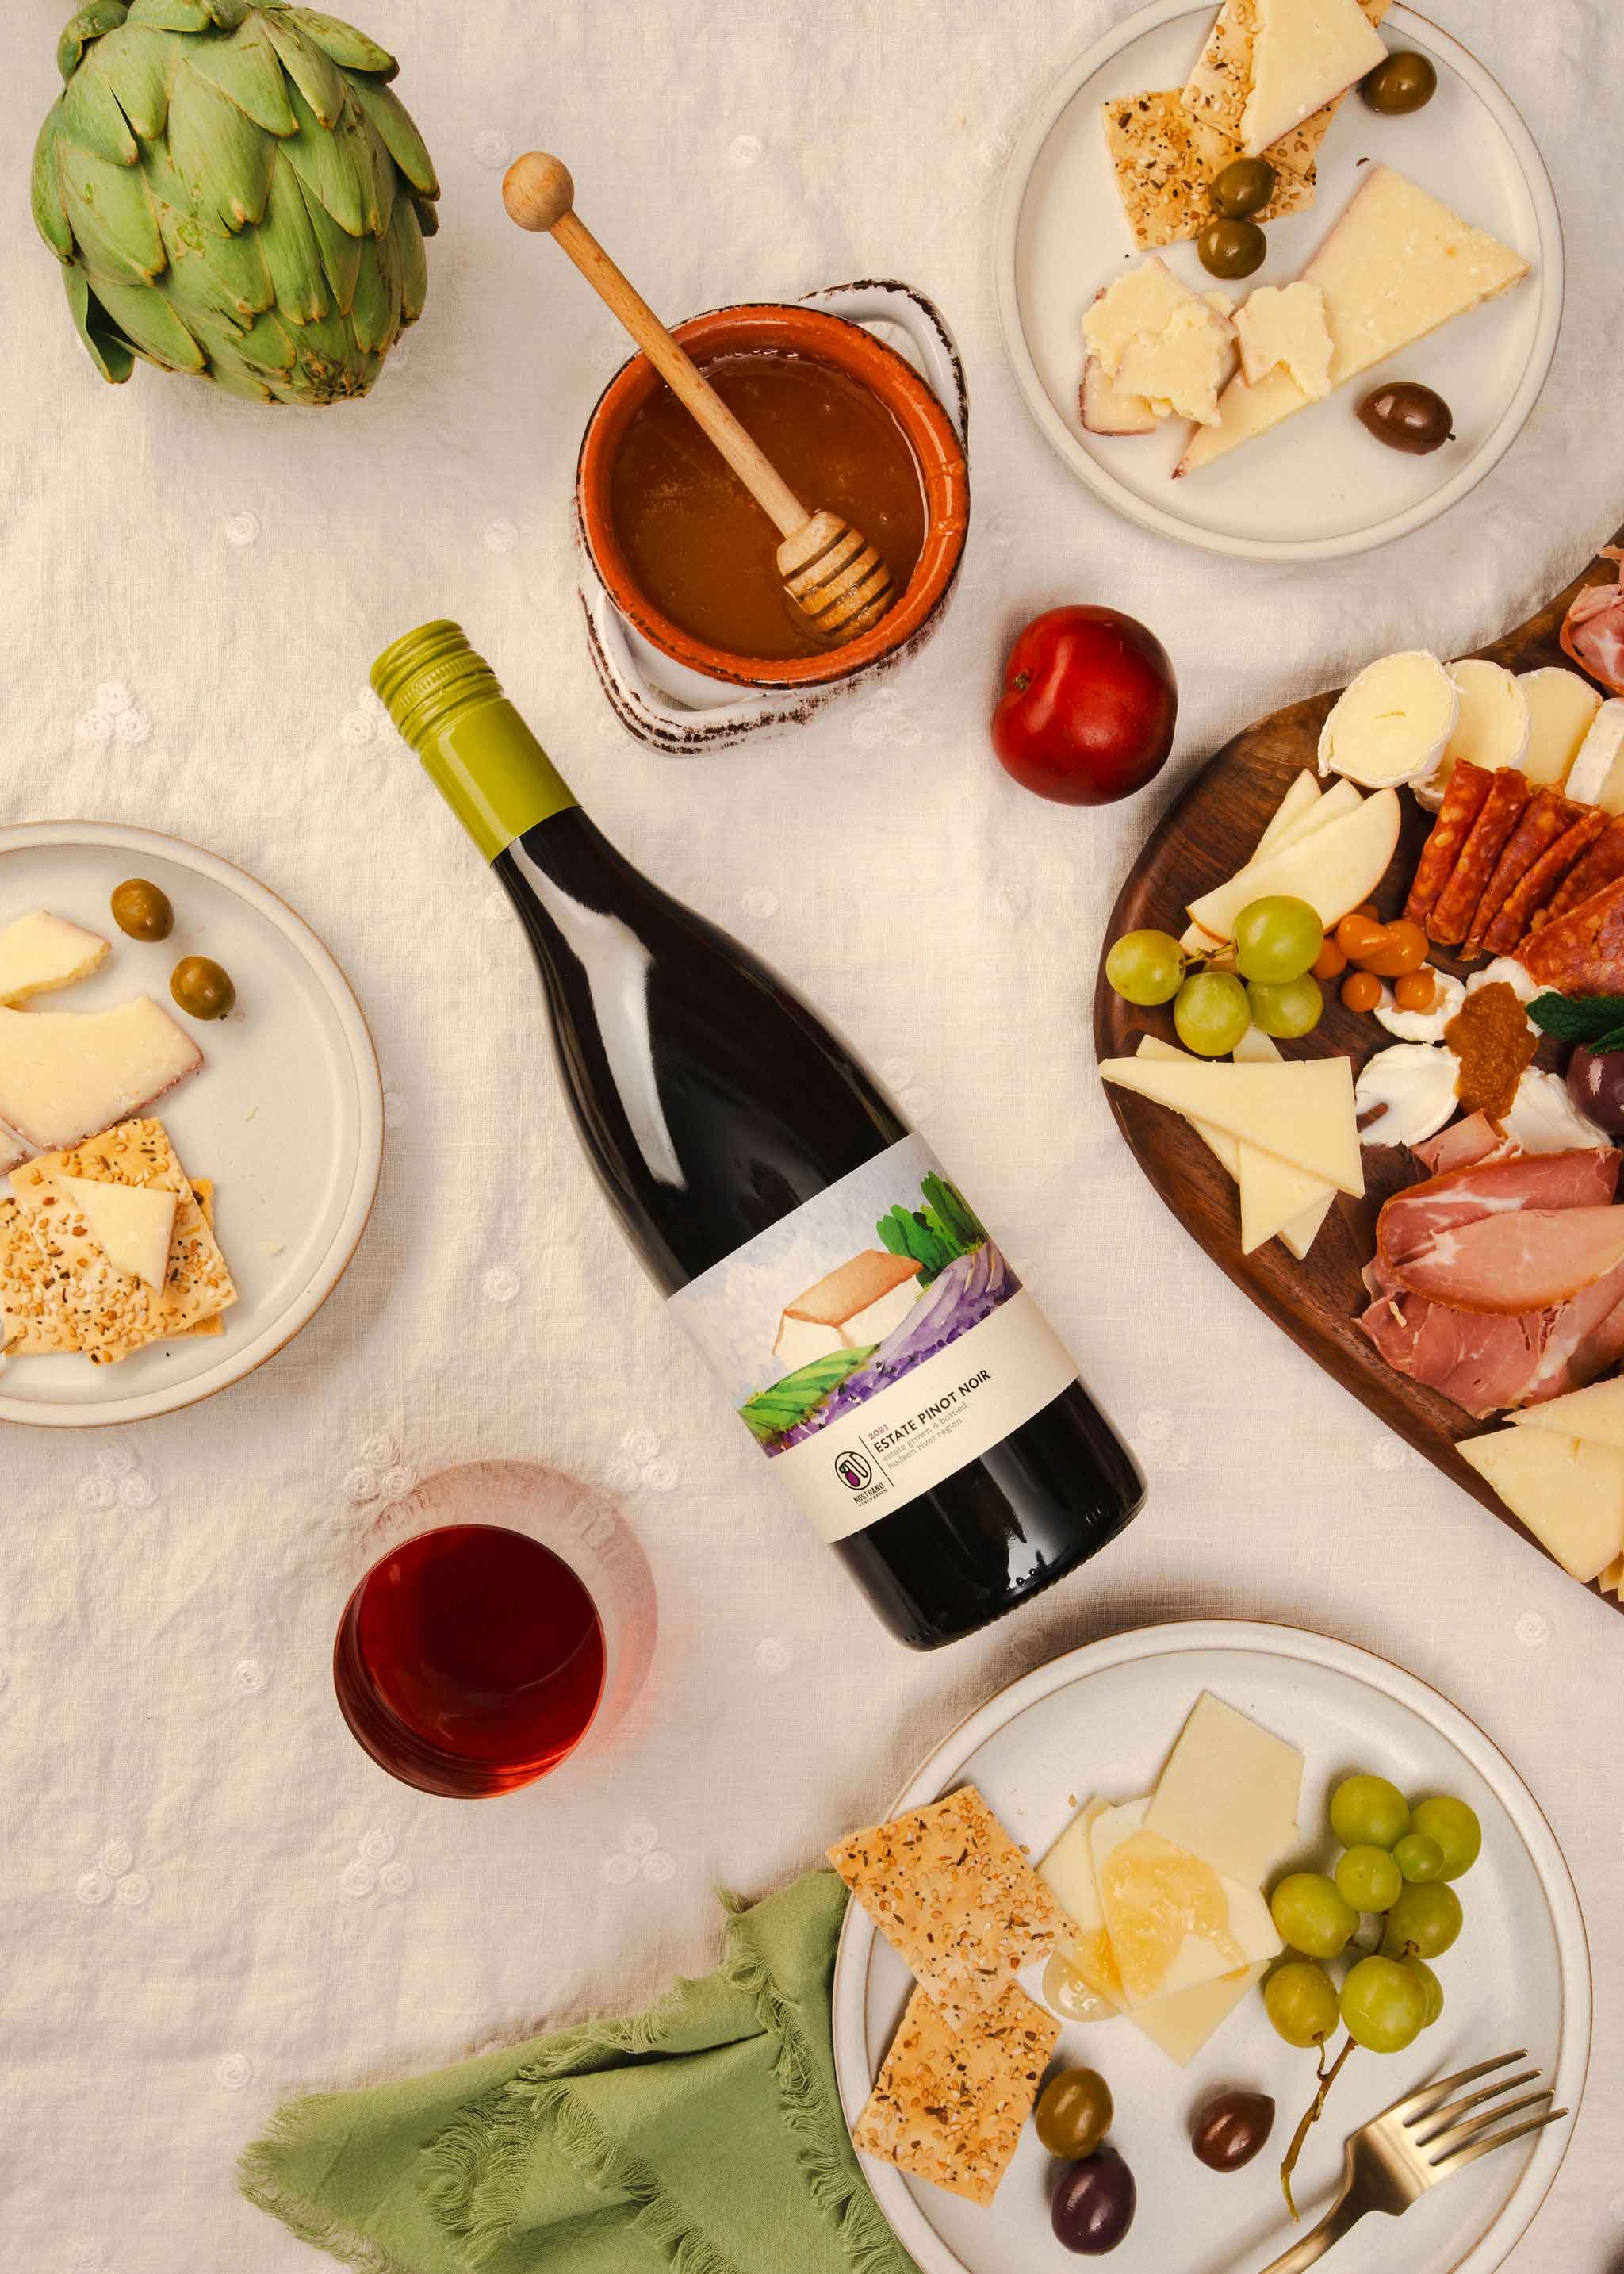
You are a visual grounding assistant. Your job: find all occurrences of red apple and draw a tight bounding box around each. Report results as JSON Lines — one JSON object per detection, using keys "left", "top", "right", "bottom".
{"left": 991, "top": 605, "right": 1178, "bottom": 805}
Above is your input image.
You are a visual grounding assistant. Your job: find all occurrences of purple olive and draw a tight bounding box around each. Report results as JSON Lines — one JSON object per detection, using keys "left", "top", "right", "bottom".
{"left": 1051, "top": 2145, "right": 1136, "bottom": 2255}
{"left": 1192, "top": 2088, "right": 1276, "bottom": 2171}
{"left": 1568, "top": 1045, "right": 1624, "bottom": 1139}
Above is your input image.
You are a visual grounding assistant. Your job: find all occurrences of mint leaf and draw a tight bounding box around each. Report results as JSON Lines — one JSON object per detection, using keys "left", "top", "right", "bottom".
{"left": 1527, "top": 991, "right": 1624, "bottom": 1046}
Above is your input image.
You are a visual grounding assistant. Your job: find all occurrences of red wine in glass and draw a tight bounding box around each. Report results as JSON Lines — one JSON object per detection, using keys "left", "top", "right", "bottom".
{"left": 334, "top": 1523, "right": 606, "bottom": 1797}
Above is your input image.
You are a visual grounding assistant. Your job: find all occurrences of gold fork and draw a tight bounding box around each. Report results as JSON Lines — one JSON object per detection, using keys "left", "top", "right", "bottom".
{"left": 1258, "top": 2050, "right": 1566, "bottom": 2272}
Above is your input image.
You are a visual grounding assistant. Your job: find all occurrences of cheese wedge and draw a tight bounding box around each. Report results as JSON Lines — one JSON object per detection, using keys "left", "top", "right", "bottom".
{"left": 1239, "top": 1131, "right": 1335, "bottom": 1253}
{"left": 57, "top": 1175, "right": 176, "bottom": 1291}
{"left": 1081, "top": 355, "right": 1160, "bottom": 436}
{"left": 1090, "top": 1800, "right": 1281, "bottom": 2010}
{"left": 1144, "top": 1692, "right": 1304, "bottom": 1885}
{"left": 1419, "top": 661, "right": 1530, "bottom": 808}
{"left": 1565, "top": 696, "right": 1624, "bottom": 811}
{"left": 1233, "top": 1026, "right": 1335, "bottom": 1256}
{"left": 1116, "top": 297, "right": 1235, "bottom": 428}
{"left": 0, "top": 999, "right": 201, "bottom": 1153}
{"left": 1600, "top": 1551, "right": 1624, "bottom": 1595}
{"left": 1256, "top": 771, "right": 1323, "bottom": 856}
{"left": 1458, "top": 1429, "right": 1624, "bottom": 1582}
{"left": 1101, "top": 1054, "right": 1364, "bottom": 1193}
{"left": 0, "top": 911, "right": 109, "bottom": 1006}
{"left": 1319, "top": 652, "right": 1457, "bottom": 789}
{"left": 1085, "top": 260, "right": 1196, "bottom": 377}
{"left": 1132, "top": 1963, "right": 1266, "bottom": 2065}
{"left": 1241, "top": 0, "right": 1388, "bottom": 155}
{"left": 1184, "top": 788, "right": 1400, "bottom": 945}
{"left": 1039, "top": 1798, "right": 1125, "bottom": 2008}
{"left": 1234, "top": 282, "right": 1333, "bottom": 396}
{"left": 1179, "top": 168, "right": 1530, "bottom": 475}
{"left": 1521, "top": 671, "right": 1605, "bottom": 793}
{"left": 1135, "top": 1033, "right": 1332, "bottom": 1258}
{"left": 1509, "top": 1374, "right": 1624, "bottom": 1451}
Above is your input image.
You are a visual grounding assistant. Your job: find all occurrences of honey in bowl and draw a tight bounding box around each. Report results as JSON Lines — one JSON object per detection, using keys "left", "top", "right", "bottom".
{"left": 608, "top": 351, "right": 926, "bottom": 661}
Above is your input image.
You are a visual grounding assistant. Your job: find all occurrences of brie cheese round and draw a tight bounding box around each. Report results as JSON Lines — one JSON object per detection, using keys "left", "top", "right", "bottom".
{"left": 1500, "top": 1068, "right": 1611, "bottom": 1153}
{"left": 1320, "top": 652, "right": 1458, "bottom": 790}
{"left": 1415, "top": 660, "right": 1530, "bottom": 812}
{"left": 1354, "top": 1042, "right": 1461, "bottom": 1148}
{"left": 1565, "top": 696, "right": 1624, "bottom": 812}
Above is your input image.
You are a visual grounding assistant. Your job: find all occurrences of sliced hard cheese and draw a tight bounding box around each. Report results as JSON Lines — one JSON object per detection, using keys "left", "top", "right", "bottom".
{"left": 1184, "top": 788, "right": 1400, "bottom": 945}
{"left": 1241, "top": 0, "right": 1388, "bottom": 156}
{"left": 1183, "top": 0, "right": 1391, "bottom": 164}
{"left": 1115, "top": 297, "right": 1235, "bottom": 428}
{"left": 1234, "top": 1026, "right": 1335, "bottom": 1257}
{"left": 1256, "top": 771, "right": 1323, "bottom": 856}
{"left": 1419, "top": 661, "right": 1530, "bottom": 809}
{"left": 1458, "top": 1428, "right": 1624, "bottom": 1582}
{"left": 1132, "top": 1962, "right": 1266, "bottom": 2066}
{"left": 1319, "top": 652, "right": 1457, "bottom": 789}
{"left": 0, "top": 911, "right": 109, "bottom": 1006}
{"left": 1565, "top": 696, "right": 1624, "bottom": 812}
{"left": 1136, "top": 1033, "right": 1331, "bottom": 1257}
{"left": 1234, "top": 282, "right": 1332, "bottom": 396}
{"left": 0, "top": 998, "right": 201, "bottom": 1152}
{"left": 1509, "top": 1374, "right": 1624, "bottom": 1451}
{"left": 1601, "top": 1551, "right": 1624, "bottom": 1597}
{"left": 1038, "top": 1798, "right": 1124, "bottom": 2008}
{"left": 1144, "top": 1691, "right": 1304, "bottom": 1886}
{"left": 1237, "top": 1101, "right": 1335, "bottom": 1251}
{"left": 1085, "top": 260, "right": 1193, "bottom": 378}
{"left": 1179, "top": 168, "right": 1529, "bottom": 475}
{"left": 1102, "top": 1053, "right": 1364, "bottom": 1193}
{"left": 57, "top": 1175, "right": 176, "bottom": 1291}
{"left": 1082, "top": 355, "right": 1159, "bottom": 436}
{"left": 1521, "top": 671, "right": 1605, "bottom": 792}
{"left": 1090, "top": 1800, "right": 1281, "bottom": 2010}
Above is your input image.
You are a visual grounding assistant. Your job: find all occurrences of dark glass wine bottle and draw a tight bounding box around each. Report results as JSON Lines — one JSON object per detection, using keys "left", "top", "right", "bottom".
{"left": 373, "top": 623, "right": 1143, "bottom": 1647}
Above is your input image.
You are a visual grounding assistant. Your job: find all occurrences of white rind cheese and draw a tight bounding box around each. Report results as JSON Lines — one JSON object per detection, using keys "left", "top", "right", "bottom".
{"left": 1179, "top": 167, "right": 1530, "bottom": 474}
{"left": 0, "top": 911, "right": 109, "bottom": 1006}
{"left": 1241, "top": 0, "right": 1388, "bottom": 155}
{"left": 0, "top": 999, "right": 202, "bottom": 1152}
{"left": 1499, "top": 1067, "right": 1611, "bottom": 1154}
{"left": 1415, "top": 661, "right": 1530, "bottom": 809}
{"left": 1234, "top": 281, "right": 1334, "bottom": 396}
{"left": 1565, "top": 696, "right": 1624, "bottom": 811}
{"left": 1319, "top": 650, "right": 1457, "bottom": 788}
{"left": 1354, "top": 1042, "right": 1459, "bottom": 1148}
{"left": 1519, "top": 669, "right": 1604, "bottom": 791}
{"left": 1373, "top": 968, "right": 1465, "bottom": 1042}
{"left": 57, "top": 1175, "right": 178, "bottom": 1290}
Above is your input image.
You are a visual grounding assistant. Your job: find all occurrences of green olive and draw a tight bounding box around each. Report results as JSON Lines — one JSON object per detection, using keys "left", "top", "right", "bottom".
{"left": 1361, "top": 50, "right": 1438, "bottom": 113}
{"left": 110, "top": 877, "right": 174, "bottom": 943}
{"left": 170, "top": 955, "right": 236, "bottom": 1021}
{"left": 1197, "top": 217, "right": 1268, "bottom": 280}
{"left": 1035, "top": 2067, "right": 1113, "bottom": 2161}
{"left": 1210, "top": 157, "right": 1277, "bottom": 219}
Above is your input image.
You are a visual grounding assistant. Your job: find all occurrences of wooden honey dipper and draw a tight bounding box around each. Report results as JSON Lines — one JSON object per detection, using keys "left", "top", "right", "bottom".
{"left": 503, "top": 153, "right": 896, "bottom": 648}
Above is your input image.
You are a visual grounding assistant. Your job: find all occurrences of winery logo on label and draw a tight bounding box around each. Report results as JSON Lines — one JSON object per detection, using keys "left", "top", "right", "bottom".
{"left": 835, "top": 1450, "right": 873, "bottom": 1493}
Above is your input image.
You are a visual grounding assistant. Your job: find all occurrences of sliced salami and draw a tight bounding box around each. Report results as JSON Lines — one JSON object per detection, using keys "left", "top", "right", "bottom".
{"left": 1533, "top": 814, "right": 1624, "bottom": 932}
{"left": 1427, "top": 767, "right": 1532, "bottom": 946}
{"left": 1404, "top": 761, "right": 1493, "bottom": 927}
{"left": 1484, "top": 811, "right": 1607, "bottom": 954}
{"left": 1465, "top": 789, "right": 1584, "bottom": 950}
{"left": 1519, "top": 874, "right": 1624, "bottom": 995}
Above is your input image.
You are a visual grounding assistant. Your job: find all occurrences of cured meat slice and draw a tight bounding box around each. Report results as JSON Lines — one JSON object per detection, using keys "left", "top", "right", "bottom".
{"left": 1412, "top": 1113, "right": 1515, "bottom": 1176}
{"left": 1378, "top": 1148, "right": 1619, "bottom": 1265}
{"left": 1465, "top": 790, "right": 1582, "bottom": 949}
{"left": 1384, "top": 1206, "right": 1624, "bottom": 1314}
{"left": 1561, "top": 548, "right": 1624, "bottom": 696}
{"left": 1533, "top": 814, "right": 1624, "bottom": 933}
{"left": 1427, "top": 768, "right": 1531, "bottom": 945}
{"left": 1519, "top": 874, "right": 1624, "bottom": 995}
{"left": 1360, "top": 1255, "right": 1624, "bottom": 1414}
{"left": 1483, "top": 809, "right": 1608, "bottom": 954}
{"left": 1404, "top": 761, "right": 1492, "bottom": 927}
{"left": 1523, "top": 1272, "right": 1624, "bottom": 1403}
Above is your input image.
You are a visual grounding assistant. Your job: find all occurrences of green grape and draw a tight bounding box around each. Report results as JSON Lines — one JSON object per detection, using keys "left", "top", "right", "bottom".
{"left": 1270, "top": 1871, "right": 1358, "bottom": 1959}
{"left": 1328, "top": 1773, "right": 1410, "bottom": 1851}
{"left": 1174, "top": 970, "right": 1251, "bottom": 1057}
{"left": 1263, "top": 1960, "right": 1339, "bottom": 2048}
{"left": 1106, "top": 929, "right": 1185, "bottom": 1007}
{"left": 1335, "top": 1843, "right": 1402, "bottom": 1912}
{"left": 1341, "top": 1955, "right": 1427, "bottom": 2053}
{"left": 1234, "top": 895, "right": 1325, "bottom": 984}
{"left": 1401, "top": 1956, "right": 1445, "bottom": 2029}
{"left": 1381, "top": 1881, "right": 1463, "bottom": 1961}
{"left": 1409, "top": 1795, "right": 1481, "bottom": 1881}
{"left": 1392, "top": 1833, "right": 1445, "bottom": 1884}
{"left": 1246, "top": 974, "right": 1324, "bottom": 1039}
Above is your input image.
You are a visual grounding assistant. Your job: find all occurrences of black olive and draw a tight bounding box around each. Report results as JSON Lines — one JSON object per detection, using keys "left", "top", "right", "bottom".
{"left": 1192, "top": 2088, "right": 1276, "bottom": 2172}
{"left": 1197, "top": 217, "right": 1268, "bottom": 280}
{"left": 1362, "top": 50, "right": 1438, "bottom": 113}
{"left": 1210, "top": 158, "right": 1277, "bottom": 219}
{"left": 1357, "top": 382, "right": 1454, "bottom": 454}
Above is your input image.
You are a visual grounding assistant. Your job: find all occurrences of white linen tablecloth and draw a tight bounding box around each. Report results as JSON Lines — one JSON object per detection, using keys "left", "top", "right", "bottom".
{"left": 3, "top": 2, "right": 1622, "bottom": 2267}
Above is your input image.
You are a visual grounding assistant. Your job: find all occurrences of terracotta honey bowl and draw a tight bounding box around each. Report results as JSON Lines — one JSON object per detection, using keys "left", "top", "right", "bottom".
{"left": 575, "top": 282, "right": 969, "bottom": 752}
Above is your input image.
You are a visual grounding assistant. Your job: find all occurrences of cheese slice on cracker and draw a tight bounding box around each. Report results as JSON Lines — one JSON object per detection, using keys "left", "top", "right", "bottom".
{"left": 1101, "top": 88, "right": 1319, "bottom": 251}
{"left": 1183, "top": 0, "right": 1392, "bottom": 163}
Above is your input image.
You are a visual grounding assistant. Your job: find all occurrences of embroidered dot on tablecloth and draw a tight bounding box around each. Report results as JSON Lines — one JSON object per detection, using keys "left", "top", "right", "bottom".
{"left": 377, "top": 1861, "right": 413, "bottom": 1896}
{"left": 975, "top": 125, "right": 1013, "bottom": 173}
{"left": 641, "top": 1850, "right": 676, "bottom": 1885}
{"left": 76, "top": 1871, "right": 113, "bottom": 1908}
{"left": 754, "top": 1638, "right": 791, "bottom": 1674}
{"left": 115, "top": 1873, "right": 150, "bottom": 1907}
{"left": 340, "top": 1860, "right": 377, "bottom": 1899}
{"left": 216, "top": 2052, "right": 255, "bottom": 2090}
{"left": 114, "top": 706, "right": 151, "bottom": 746}
{"left": 359, "top": 1830, "right": 396, "bottom": 1867}
{"left": 483, "top": 1265, "right": 520, "bottom": 1305}
{"left": 603, "top": 1458, "right": 641, "bottom": 1496}
{"left": 602, "top": 1851, "right": 638, "bottom": 1886}
{"left": 222, "top": 512, "right": 260, "bottom": 547}
{"left": 382, "top": 1086, "right": 410, "bottom": 1129}
{"left": 232, "top": 1659, "right": 267, "bottom": 1696}
{"left": 77, "top": 1476, "right": 117, "bottom": 1512}
{"left": 741, "top": 886, "right": 779, "bottom": 921}
{"left": 359, "top": 1435, "right": 396, "bottom": 1469}
{"left": 623, "top": 1427, "right": 661, "bottom": 1465}
{"left": 881, "top": 1056, "right": 915, "bottom": 1090}
{"left": 898, "top": 1086, "right": 934, "bottom": 1121}
{"left": 97, "top": 1446, "right": 136, "bottom": 1480}
{"left": 990, "top": 879, "right": 1028, "bottom": 928}
{"left": 729, "top": 133, "right": 763, "bottom": 168}
{"left": 622, "top": 1819, "right": 658, "bottom": 1855}
{"left": 1371, "top": 1439, "right": 1411, "bottom": 1472}
{"left": 484, "top": 518, "right": 519, "bottom": 554}
{"left": 97, "top": 681, "right": 132, "bottom": 714}
{"left": 119, "top": 1474, "right": 157, "bottom": 1511}
{"left": 380, "top": 1465, "right": 416, "bottom": 1499}
{"left": 643, "top": 1459, "right": 679, "bottom": 1494}
{"left": 1515, "top": 1610, "right": 1550, "bottom": 1648}
{"left": 345, "top": 1467, "right": 380, "bottom": 1504}
{"left": 100, "top": 1839, "right": 132, "bottom": 1876}
{"left": 76, "top": 705, "right": 114, "bottom": 746}
{"left": 472, "top": 128, "right": 509, "bottom": 168}
{"left": 65, "top": 2244, "right": 110, "bottom": 2274}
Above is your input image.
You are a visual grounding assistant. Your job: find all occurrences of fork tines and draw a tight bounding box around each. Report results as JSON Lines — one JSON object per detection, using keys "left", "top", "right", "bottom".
{"left": 1392, "top": 2049, "right": 1567, "bottom": 2173}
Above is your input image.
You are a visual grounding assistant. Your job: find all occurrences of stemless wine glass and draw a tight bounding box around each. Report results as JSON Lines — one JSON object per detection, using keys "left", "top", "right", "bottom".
{"left": 333, "top": 1460, "right": 656, "bottom": 1797}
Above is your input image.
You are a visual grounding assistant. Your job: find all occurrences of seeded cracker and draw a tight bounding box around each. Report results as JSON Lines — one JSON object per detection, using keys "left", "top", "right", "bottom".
{"left": 1182, "top": 0, "right": 1392, "bottom": 160}
{"left": 1101, "top": 90, "right": 1318, "bottom": 252}
{"left": 0, "top": 1195, "right": 78, "bottom": 1355}
{"left": 852, "top": 1982, "right": 1059, "bottom": 2206}
{"left": 828, "top": 1785, "right": 1068, "bottom": 2025}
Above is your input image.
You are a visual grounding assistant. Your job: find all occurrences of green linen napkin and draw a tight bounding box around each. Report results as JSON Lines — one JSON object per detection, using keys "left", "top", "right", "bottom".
{"left": 241, "top": 1869, "right": 918, "bottom": 2274}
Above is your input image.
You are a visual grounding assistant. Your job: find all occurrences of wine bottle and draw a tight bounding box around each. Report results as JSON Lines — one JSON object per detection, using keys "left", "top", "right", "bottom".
{"left": 373, "top": 623, "right": 1143, "bottom": 1648}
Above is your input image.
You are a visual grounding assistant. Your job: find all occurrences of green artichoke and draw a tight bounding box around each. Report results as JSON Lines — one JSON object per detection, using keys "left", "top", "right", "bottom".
{"left": 31, "top": 0, "right": 440, "bottom": 405}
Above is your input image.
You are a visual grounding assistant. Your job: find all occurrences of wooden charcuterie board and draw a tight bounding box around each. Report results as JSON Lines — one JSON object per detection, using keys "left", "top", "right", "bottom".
{"left": 1092, "top": 526, "right": 1624, "bottom": 1613}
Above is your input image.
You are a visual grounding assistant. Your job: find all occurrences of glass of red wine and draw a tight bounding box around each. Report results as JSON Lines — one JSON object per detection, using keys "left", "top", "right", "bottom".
{"left": 333, "top": 1461, "right": 653, "bottom": 1797}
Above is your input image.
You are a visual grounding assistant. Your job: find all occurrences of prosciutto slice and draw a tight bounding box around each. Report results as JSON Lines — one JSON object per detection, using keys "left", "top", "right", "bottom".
{"left": 1383, "top": 1207, "right": 1624, "bottom": 1314}
{"left": 1360, "top": 1261, "right": 1624, "bottom": 1415}
{"left": 1412, "top": 1114, "right": 1516, "bottom": 1175}
{"left": 1561, "top": 547, "right": 1624, "bottom": 696}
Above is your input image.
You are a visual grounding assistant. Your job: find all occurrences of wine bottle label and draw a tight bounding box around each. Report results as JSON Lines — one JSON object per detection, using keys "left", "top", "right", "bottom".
{"left": 668, "top": 1136, "right": 1079, "bottom": 1544}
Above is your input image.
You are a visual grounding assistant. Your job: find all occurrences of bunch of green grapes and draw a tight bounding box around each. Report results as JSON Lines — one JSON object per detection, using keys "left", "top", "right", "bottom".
{"left": 1103, "top": 894, "right": 1327, "bottom": 1058}
{"left": 1263, "top": 1776, "right": 1481, "bottom": 2057}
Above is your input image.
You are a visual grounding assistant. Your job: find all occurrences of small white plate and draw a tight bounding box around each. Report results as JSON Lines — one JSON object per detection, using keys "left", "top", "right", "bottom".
{"left": 0, "top": 822, "right": 383, "bottom": 1428}
{"left": 833, "top": 1620, "right": 1588, "bottom": 2274}
{"left": 994, "top": 2, "right": 1563, "bottom": 561}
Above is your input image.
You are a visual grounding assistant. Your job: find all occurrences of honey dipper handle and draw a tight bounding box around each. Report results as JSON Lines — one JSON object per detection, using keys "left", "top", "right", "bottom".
{"left": 503, "top": 152, "right": 809, "bottom": 541}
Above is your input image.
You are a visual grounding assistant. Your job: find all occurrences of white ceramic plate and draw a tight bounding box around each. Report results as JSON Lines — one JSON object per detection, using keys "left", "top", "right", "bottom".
{"left": 994, "top": 2, "right": 1563, "bottom": 560}
{"left": 0, "top": 822, "right": 383, "bottom": 1428}
{"left": 833, "top": 1620, "right": 1588, "bottom": 2274}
